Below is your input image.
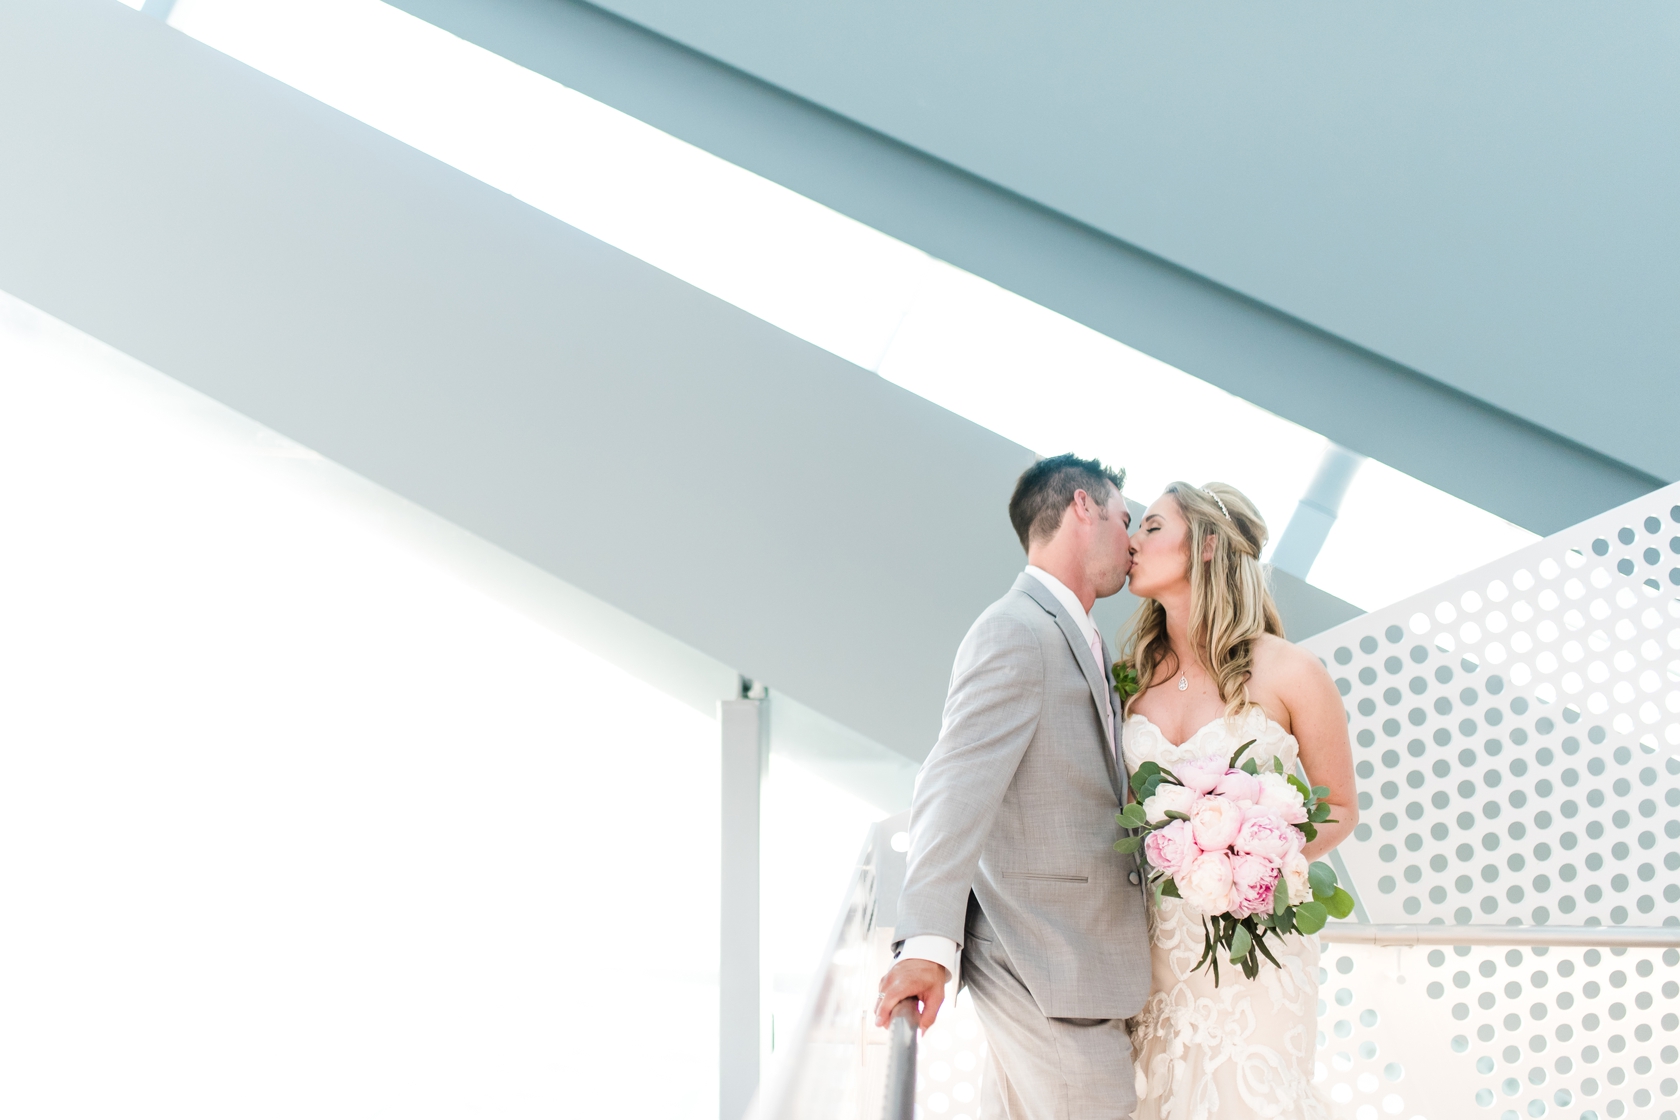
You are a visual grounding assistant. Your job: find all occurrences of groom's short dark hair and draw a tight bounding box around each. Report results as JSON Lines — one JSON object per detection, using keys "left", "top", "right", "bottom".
{"left": 1009, "top": 454, "right": 1126, "bottom": 551}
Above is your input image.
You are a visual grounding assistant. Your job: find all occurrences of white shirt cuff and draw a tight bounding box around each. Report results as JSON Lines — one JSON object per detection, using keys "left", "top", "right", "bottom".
{"left": 896, "top": 934, "right": 959, "bottom": 980}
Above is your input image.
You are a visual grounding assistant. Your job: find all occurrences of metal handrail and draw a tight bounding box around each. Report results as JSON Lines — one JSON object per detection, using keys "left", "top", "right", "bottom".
{"left": 881, "top": 1000, "right": 918, "bottom": 1120}
{"left": 1319, "top": 922, "right": 1680, "bottom": 948}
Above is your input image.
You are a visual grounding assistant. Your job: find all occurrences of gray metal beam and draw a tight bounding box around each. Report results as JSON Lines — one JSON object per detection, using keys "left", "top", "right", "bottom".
{"left": 385, "top": 0, "right": 1663, "bottom": 534}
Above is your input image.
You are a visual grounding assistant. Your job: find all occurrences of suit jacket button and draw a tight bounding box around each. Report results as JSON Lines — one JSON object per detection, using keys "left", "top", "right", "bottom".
{"left": 1128, "top": 870, "right": 1141, "bottom": 885}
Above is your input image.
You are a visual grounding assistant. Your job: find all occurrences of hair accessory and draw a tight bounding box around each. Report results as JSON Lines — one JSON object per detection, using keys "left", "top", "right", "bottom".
{"left": 1200, "top": 487, "right": 1231, "bottom": 520}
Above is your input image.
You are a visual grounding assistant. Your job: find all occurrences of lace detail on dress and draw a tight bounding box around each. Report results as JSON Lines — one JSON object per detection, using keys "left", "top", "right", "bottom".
{"left": 1123, "top": 706, "right": 1301, "bottom": 775}
{"left": 1122, "top": 708, "right": 1343, "bottom": 1120}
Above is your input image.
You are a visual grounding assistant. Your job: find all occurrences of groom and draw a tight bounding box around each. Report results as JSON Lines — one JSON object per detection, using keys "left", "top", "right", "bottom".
{"left": 875, "top": 453, "right": 1152, "bottom": 1118}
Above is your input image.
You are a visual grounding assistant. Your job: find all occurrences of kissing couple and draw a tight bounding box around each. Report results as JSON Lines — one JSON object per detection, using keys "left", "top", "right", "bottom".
{"left": 876, "top": 454, "right": 1359, "bottom": 1119}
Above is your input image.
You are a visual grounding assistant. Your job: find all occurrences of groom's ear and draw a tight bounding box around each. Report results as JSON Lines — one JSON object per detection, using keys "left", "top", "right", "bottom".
{"left": 1067, "top": 489, "right": 1090, "bottom": 522}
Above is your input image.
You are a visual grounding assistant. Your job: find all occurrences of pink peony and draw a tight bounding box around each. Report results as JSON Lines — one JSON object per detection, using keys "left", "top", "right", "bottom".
{"left": 1174, "top": 756, "right": 1228, "bottom": 795}
{"left": 1234, "top": 805, "right": 1303, "bottom": 861}
{"left": 1141, "top": 783, "right": 1197, "bottom": 823}
{"left": 1257, "top": 772, "right": 1309, "bottom": 825}
{"left": 1229, "top": 853, "right": 1281, "bottom": 917}
{"left": 1175, "top": 850, "right": 1235, "bottom": 913}
{"left": 1213, "top": 768, "right": 1263, "bottom": 805}
{"left": 1188, "top": 795, "right": 1245, "bottom": 852}
{"left": 1143, "top": 818, "right": 1202, "bottom": 877}
{"left": 1281, "top": 851, "right": 1311, "bottom": 906}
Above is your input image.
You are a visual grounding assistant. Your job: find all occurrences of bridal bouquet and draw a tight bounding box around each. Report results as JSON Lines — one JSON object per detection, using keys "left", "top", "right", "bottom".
{"left": 1115, "top": 740, "right": 1355, "bottom": 983}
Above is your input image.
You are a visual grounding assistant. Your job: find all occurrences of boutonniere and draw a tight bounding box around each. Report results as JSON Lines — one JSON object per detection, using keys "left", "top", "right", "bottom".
{"left": 1112, "top": 660, "right": 1141, "bottom": 704}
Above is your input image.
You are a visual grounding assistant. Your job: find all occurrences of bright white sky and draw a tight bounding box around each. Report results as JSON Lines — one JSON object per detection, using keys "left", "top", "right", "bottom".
{"left": 161, "top": 0, "right": 1536, "bottom": 612}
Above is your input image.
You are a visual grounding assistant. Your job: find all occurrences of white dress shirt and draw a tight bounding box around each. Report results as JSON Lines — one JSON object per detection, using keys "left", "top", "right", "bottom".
{"left": 896, "top": 566, "right": 1114, "bottom": 981}
{"left": 1025, "top": 565, "right": 1105, "bottom": 673}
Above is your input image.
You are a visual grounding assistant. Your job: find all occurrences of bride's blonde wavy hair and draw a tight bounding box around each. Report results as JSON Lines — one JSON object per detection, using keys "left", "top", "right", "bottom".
{"left": 1122, "top": 481, "right": 1284, "bottom": 717}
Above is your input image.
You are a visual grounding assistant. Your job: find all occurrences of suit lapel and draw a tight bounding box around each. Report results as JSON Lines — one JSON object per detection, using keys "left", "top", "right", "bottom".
{"left": 1099, "top": 634, "right": 1125, "bottom": 803}
{"left": 1014, "top": 574, "right": 1123, "bottom": 803}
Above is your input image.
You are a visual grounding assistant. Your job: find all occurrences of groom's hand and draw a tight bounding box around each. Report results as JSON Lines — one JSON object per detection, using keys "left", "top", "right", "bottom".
{"left": 875, "top": 958, "right": 949, "bottom": 1031}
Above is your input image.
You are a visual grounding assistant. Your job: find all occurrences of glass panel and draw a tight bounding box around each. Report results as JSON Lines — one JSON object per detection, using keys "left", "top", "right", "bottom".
{"left": 764, "top": 755, "right": 886, "bottom": 1062}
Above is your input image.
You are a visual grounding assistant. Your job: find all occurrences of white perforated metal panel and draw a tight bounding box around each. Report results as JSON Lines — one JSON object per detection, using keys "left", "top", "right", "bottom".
{"left": 1311, "top": 942, "right": 1680, "bottom": 1120}
{"left": 1301, "top": 482, "right": 1680, "bottom": 1120}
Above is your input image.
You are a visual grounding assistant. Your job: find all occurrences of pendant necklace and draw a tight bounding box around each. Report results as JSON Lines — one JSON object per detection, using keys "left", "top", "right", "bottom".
{"left": 1178, "top": 673, "right": 1189, "bottom": 691}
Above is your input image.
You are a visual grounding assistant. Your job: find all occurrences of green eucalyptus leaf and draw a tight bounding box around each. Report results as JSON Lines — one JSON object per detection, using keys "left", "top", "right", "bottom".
{"left": 1253, "top": 931, "right": 1283, "bottom": 969}
{"left": 1164, "top": 810, "right": 1190, "bottom": 821}
{"left": 1326, "top": 887, "right": 1357, "bottom": 919}
{"left": 1308, "top": 861, "right": 1337, "bottom": 901}
{"left": 1273, "top": 876, "right": 1289, "bottom": 913}
{"left": 1228, "top": 739, "right": 1257, "bottom": 768}
{"left": 1241, "top": 758, "right": 1260, "bottom": 776}
{"left": 1160, "top": 879, "right": 1181, "bottom": 899}
{"left": 1311, "top": 785, "right": 1330, "bottom": 799}
{"left": 1310, "top": 803, "right": 1332, "bottom": 823}
{"left": 1114, "top": 836, "right": 1143, "bottom": 853}
{"left": 1230, "top": 923, "right": 1252, "bottom": 964}
{"left": 1294, "top": 900, "right": 1328, "bottom": 934}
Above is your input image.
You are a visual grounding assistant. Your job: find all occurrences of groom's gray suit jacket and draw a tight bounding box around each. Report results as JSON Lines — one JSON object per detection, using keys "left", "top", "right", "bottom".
{"left": 896, "top": 572, "right": 1152, "bottom": 1020}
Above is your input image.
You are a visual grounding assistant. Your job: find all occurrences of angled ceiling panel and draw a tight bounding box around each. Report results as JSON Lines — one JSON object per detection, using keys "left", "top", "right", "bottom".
{"left": 585, "top": 0, "right": 1680, "bottom": 483}
{"left": 389, "top": 0, "right": 1672, "bottom": 533}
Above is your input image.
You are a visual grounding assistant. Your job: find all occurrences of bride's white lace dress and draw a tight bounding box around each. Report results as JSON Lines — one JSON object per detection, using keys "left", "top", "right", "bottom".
{"left": 1123, "top": 707, "right": 1340, "bottom": 1120}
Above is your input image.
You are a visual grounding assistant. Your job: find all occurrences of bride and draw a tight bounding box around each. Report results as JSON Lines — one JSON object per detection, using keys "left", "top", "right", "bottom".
{"left": 1121, "top": 481, "right": 1358, "bottom": 1120}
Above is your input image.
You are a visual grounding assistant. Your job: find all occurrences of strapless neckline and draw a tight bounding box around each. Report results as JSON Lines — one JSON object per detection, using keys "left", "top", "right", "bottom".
{"left": 1123, "top": 712, "right": 1227, "bottom": 751}
{"left": 1122, "top": 707, "right": 1301, "bottom": 775}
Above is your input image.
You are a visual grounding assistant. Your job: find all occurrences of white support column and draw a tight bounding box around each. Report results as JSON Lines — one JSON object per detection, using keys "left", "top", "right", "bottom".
{"left": 719, "top": 685, "right": 768, "bottom": 1120}
{"left": 1270, "top": 443, "right": 1366, "bottom": 580}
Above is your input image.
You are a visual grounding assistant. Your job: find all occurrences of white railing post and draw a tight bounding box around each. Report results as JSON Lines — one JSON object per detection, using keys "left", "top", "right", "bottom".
{"left": 720, "top": 686, "right": 769, "bottom": 1120}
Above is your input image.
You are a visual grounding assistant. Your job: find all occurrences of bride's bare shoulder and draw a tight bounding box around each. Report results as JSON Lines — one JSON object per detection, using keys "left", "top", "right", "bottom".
{"left": 1250, "top": 633, "right": 1334, "bottom": 689}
